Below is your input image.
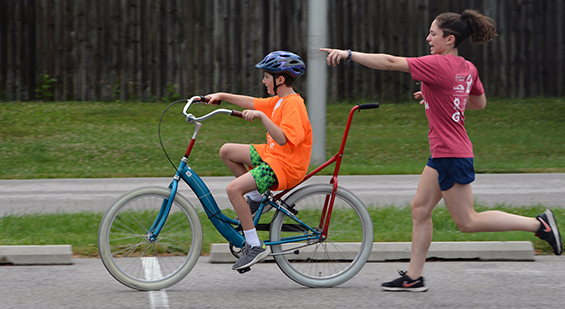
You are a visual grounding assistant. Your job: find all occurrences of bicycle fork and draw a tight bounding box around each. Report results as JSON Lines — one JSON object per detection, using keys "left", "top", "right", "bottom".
{"left": 145, "top": 178, "right": 180, "bottom": 242}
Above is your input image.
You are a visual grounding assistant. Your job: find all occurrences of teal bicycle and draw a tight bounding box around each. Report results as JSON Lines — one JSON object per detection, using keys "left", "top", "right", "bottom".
{"left": 98, "top": 96, "right": 377, "bottom": 290}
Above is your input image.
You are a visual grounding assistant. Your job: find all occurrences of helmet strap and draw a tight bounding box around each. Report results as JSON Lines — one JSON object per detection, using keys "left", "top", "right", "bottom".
{"left": 272, "top": 75, "right": 281, "bottom": 96}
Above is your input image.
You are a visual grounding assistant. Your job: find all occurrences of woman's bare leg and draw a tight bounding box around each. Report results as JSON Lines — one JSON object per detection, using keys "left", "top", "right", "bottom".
{"left": 406, "top": 166, "right": 443, "bottom": 279}
{"left": 442, "top": 183, "right": 539, "bottom": 233}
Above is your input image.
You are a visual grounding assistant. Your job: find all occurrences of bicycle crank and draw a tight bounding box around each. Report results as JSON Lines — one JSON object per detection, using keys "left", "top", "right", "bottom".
{"left": 269, "top": 250, "right": 300, "bottom": 256}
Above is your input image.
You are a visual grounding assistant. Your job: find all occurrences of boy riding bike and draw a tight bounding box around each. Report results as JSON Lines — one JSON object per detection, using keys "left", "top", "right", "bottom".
{"left": 206, "top": 51, "right": 312, "bottom": 271}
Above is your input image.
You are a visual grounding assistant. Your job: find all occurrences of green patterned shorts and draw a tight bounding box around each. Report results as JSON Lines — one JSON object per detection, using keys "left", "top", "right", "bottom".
{"left": 249, "top": 145, "right": 278, "bottom": 194}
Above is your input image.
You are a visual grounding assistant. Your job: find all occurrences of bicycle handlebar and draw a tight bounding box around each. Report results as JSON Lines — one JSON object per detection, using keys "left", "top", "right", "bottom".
{"left": 184, "top": 95, "right": 242, "bottom": 123}
{"left": 183, "top": 96, "right": 216, "bottom": 117}
{"left": 358, "top": 103, "right": 379, "bottom": 110}
{"left": 231, "top": 110, "right": 243, "bottom": 118}
{"left": 183, "top": 96, "right": 377, "bottom": 124}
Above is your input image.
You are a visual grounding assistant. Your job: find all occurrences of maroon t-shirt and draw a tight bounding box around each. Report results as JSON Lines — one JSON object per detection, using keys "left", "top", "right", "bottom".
{"left": 407, "top": 54, "right": 484, "bottom": 158}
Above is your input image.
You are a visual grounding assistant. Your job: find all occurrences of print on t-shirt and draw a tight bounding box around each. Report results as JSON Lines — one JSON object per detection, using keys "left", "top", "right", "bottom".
{"left": 451, "top": 73, "right": 473, "bottom": 123}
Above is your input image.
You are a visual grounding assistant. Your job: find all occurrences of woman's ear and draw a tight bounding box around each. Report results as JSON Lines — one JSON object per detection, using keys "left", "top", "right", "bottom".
{"left": 446, "top": 34, "right": 456, "bottom": 45}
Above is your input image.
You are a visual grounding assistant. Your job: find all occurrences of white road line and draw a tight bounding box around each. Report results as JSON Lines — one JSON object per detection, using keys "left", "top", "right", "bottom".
{"left": 142, "top": 257, "right": 171, "bottom": 309}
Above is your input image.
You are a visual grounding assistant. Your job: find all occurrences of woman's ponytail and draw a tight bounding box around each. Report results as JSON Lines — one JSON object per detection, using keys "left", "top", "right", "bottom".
{"left": 461, "top": 9, "right": 498, "bottom": 45}
{"left": 436, "top": 9, "right": 498, "bottom": 47}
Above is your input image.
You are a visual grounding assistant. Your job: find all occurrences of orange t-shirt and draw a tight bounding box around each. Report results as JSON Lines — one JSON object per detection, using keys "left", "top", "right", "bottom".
{"left": 252, "top": 94, "right": 312, "bottom": 191}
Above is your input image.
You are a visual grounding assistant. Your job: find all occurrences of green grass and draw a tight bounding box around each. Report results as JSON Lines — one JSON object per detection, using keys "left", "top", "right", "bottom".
{"left": 0, "top": 205, "right": 561, "bottom": 257}
{"left": 1, "top": 98, "right": 564, "bottom": 179}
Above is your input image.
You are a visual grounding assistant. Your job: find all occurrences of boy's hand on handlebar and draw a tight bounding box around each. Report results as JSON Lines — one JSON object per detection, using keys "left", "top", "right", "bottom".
{"left": 241, "top": 110, "right": 263, "bottom": 122}
{"left": 203, "top": 93, "right": 222, "bottom": 105}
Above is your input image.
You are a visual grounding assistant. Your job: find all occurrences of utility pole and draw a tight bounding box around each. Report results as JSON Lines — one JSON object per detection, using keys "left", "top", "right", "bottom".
{"left": 307, "top": 0, "right": 328, "bottom": 165}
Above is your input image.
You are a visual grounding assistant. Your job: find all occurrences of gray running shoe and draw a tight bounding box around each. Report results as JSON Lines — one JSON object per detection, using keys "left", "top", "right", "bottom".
{"left": 232, "top": 241, "right": 269, "bottom": 270}
{"left": 235, "top": 197, "right": 271, "bottom": 221}
{"left": 246, "top": 196, "right": 271, "bottom": 217}
{"left": 536, "top": 209, "right": 562, "bottom": 255}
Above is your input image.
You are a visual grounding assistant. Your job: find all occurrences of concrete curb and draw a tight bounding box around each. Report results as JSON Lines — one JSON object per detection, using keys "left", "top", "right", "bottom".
{"left": 210, "top": 241, "right": 535, "bottom": 263}
{"left": 0, "top": 245, "right": 73, "bottom": 265}
{"left": 0, "top": 241, "right": 534, "bottom": 265}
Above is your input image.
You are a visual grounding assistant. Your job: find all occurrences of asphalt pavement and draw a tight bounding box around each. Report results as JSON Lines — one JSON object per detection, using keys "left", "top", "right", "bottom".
{"left": 1, "top": 255, "right": 564, "bottom": 308}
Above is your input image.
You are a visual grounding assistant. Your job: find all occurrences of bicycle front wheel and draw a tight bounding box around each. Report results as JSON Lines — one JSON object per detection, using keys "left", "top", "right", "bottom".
{"left": 270, "top": 184, "right": 373, "bottom": 288}
{"left": 98, "top": 186, "right": 203, "bottom": 291}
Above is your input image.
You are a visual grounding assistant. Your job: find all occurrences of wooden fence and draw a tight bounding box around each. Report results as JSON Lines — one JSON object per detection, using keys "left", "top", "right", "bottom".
{"left": 1, "top": 0, "right": 564, "bottom": 102}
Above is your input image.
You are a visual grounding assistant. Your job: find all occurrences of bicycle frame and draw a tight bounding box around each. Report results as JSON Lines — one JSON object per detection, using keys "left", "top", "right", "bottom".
{"left": 152, "top": 106, "right": 247, "bottom": 248}
{"left": 273, "top": 103, "right": 378, "bottom": 239}
{"left": 151, "top": 97, "right": 378, "bottom": 250}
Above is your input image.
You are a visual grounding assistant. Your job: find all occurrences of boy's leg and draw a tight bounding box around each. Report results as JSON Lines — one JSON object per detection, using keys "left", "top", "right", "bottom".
{"left": 220, "top": 143, "right": 262, "bottom": 202}
{"left": 227, "top": 172, "right": 269, "bottom": 270}
{"left": 221, "top": 144, "right": 279, "bottom": 270}
{"left": 219, "top": 143, "right": 253, "bottom": 177}
{"left": 226, "top": 173, "right": 258, "bottom": 231}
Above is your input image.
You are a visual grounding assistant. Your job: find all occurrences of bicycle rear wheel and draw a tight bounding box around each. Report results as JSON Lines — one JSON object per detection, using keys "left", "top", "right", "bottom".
{"left": 269, "top": 184, "right": 373, "bottom": 287}
{"left": 98, "top": 186, "right": 203, "bottom": 291}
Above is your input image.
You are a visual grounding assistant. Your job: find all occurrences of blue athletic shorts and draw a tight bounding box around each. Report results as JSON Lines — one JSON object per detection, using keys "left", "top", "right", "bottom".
{"left": 426, "top": 157, "right": 475, "bottom": 191}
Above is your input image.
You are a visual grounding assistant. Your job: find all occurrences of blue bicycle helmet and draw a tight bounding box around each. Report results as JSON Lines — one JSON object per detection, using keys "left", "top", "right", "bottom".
{"left": 255, "top": 51, "right": 306, "bottom": 78}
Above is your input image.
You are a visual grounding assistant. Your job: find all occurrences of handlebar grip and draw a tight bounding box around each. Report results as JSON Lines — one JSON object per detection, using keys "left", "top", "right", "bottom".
{"left": 359, "top": 103, "right": 379, "bottom": 109}
{"left": 231, "top": 110, "right": 243, "bottom": 118}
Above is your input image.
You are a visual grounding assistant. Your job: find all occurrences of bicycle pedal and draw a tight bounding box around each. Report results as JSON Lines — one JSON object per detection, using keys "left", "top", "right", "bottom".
{"left": 236, "top": 267, "right": 251, "bottom": 274}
